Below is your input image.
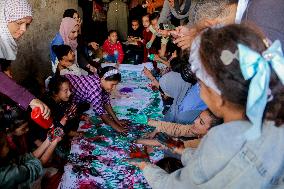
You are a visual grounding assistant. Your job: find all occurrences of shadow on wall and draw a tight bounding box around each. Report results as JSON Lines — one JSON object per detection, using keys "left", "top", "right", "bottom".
{"left": 12, "top": 0, "right": 79, "bottom": 95}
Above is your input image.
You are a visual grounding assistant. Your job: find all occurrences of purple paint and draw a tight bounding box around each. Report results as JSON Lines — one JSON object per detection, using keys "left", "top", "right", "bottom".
{"left": 119, "top": 87, "right": 133, "bottom": 93}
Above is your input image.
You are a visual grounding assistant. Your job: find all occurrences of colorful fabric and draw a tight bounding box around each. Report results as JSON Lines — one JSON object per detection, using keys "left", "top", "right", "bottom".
{"left": 102, "top": 39, "right": 124, "bottom": 63}
{"left": 65, "top": 74, "right": 110, "bottom": 116}
{"left": 59, "top": 63, "right": 164, "bottom": 189}
{"left": 0, "top": 0, "right": 32, "bottom": 60}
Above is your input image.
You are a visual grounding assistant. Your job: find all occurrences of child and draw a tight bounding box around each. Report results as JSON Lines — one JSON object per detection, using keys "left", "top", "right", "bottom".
{"left": 137, "top": 109, "right": 222, "bottom": 148}
{"left": 138, "top": 14, "right": 158, "bottom": 63}
{"left": 65, "top": 66, "right": 129, "bottom": 133}
{"left": 131, "top": 24, "right": 284, "bottom": 189}
{"left": 102, "top": 30, "right": 124, "bottom": 66}
{"left": 124, "top": 19, "right": 144, "bottom": 64}
{"left": 0, "top": 105, "right": 62, "bottom": 188}
{"left": 128, "top": 19, "right": 143, "bottom": 44}
{"left": 52, "top": 45, "right": 89, "bottom": 76}
{"left": 32, "top": 76, "right": 87, "bottom": 148}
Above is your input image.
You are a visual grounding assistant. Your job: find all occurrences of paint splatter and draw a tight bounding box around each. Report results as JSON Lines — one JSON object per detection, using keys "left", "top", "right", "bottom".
{"left": 60, "top": 66, "right": 164, "bottom": 189}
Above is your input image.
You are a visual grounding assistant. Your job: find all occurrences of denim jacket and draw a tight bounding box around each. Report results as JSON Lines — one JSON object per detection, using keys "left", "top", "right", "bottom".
{"left": 143, "top": 120, "right": 284, "bottom": 189}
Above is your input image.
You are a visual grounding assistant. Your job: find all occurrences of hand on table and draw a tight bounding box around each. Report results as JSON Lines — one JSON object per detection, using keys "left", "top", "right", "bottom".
{"left": 30, "top": 98, "right": 51, "bottom": 119}
{"left": 118, "top": 119, "right": 131, "bottom": 127}
{"left": 128, "top": 160, "right": 149, "bottom": 170}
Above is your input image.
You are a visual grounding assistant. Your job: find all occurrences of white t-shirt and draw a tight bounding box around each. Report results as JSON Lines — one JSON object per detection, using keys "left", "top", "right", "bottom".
{"left": 235, "top": 0, "right": 249, "bottom": 24}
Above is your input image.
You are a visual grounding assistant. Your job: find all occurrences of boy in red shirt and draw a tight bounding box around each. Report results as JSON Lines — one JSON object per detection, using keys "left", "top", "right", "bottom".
{"left": 102, "top": 30, "right": 124, "bottom": 65}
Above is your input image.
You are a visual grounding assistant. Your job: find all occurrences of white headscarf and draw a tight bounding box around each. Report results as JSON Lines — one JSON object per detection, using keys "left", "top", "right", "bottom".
{"left": 0, "top": 0, "right": 32, "bottom": 60}
{"left": 190, "top": 35, "right": 221, "bottom": 95}
{"left": 159, "top": 71, "right": 191, "bottom": 121}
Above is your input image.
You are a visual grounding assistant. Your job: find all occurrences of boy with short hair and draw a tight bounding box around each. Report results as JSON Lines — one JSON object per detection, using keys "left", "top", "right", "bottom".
{"left": 102, "top": 30, "right": 124, "bottom": 65}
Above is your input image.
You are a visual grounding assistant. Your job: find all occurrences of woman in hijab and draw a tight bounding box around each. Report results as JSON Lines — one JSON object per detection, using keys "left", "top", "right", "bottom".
{"left": 0, "top": 0, "right": 50, "bottom": 118}
{"left": 159, "top": 71, "right": 202, "bottom": 124}
{"left": 50, "top": 17, "right": 80, "bottom": 73}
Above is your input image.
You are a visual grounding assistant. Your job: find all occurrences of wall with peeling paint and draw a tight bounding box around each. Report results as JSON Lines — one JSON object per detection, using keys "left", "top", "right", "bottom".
{"left": 11, "top": 0, "right": 79, "bottom": 94}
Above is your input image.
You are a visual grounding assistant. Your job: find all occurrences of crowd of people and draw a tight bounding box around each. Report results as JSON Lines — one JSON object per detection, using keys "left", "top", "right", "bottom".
{"left": 0, "top": 0, "right": 284, "bottom": 188}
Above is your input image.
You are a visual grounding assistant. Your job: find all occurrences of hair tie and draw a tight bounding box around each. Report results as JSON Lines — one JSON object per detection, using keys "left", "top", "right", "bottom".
{"left": 238, "top": 40, "right": 284, "bottom": 140}
{"left": 103, "top": 69, "right": 119, "bottom": 79}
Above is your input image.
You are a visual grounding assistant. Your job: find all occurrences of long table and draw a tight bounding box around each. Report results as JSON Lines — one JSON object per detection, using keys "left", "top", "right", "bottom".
{"left": 59, "top": 64, "right": 164, "bottom": 189}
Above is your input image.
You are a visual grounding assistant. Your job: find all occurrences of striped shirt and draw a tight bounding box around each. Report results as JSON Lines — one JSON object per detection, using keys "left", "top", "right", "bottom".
{"left": 65, "top": 74, "right": 110, "bottom": 115}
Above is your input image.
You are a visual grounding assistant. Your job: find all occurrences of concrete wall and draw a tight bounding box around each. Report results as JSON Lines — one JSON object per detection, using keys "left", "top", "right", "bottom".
{"left": 12, "top": 0, "right": 79, "bottom": 93}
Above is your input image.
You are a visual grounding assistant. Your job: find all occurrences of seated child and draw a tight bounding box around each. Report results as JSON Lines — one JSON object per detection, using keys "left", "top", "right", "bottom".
{"left": 128, "top": 19, "right": 143, "bottom": 44}
{"left": 102, "top": 30, "right": 124, "bottom": 65}
{"left": 65, "top": 66, "right": 128, "bottom": 133}
{"left": 52, "top": 45, "right": 96, "bottom": 76}
{"left": 0, "top": 104, "right": 63, "bottom": 188}
{"left": 136, "top": 109, "right": 223, "bottom": 149}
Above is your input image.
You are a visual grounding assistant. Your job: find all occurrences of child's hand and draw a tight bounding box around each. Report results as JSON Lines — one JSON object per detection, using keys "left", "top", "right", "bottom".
{"left": 127, "top": 159, "right": 149, "bottom": 170}
{"left": 172, "top": 145, "right": 185, "bottom": 155}
{"left": 86, "top": 64, "right": 97, "bottom": 73}
{"left": 89, "top": 41, "right": 99, "bottom": 50}
{"left": 146, "top": 41, "right": 152, "bottom": 49}
{"left": 143, "top": 130, "right": 158, "bottom": 139}
{"left": 143, "top": 67, "right": 153, "bottom": 79}
{"left": 153, "top": 54, "right": 161, "bottom": 61}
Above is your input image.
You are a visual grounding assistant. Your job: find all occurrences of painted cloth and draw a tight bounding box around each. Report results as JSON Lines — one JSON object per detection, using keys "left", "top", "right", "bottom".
{"left": 59, "top": 63, "right": 164, "bottom": 189}
{"left": 0, "top": 0, "right": 32, "bottom": 60}
{"left": 0, "top": 153, "right": 43, "bottom": 189}
{"left": 65, "top": 74, "right": 110, "bottom": 116}
{"left": 102, "top": 39, "right": 124, "bottom": 63}
{"left": 159, "top": 71, "right": 196, "bottom": 124}
{"left": 143, "top": 120, "right": 284, "bottom": 189}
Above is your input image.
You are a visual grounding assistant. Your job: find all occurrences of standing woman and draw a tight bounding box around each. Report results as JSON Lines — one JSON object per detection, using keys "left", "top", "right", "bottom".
{"left": 0, "top": 0, "right": 50, "bottom": 118}
{"left": 65, "top": 66, "right": 128, "bottom": 133}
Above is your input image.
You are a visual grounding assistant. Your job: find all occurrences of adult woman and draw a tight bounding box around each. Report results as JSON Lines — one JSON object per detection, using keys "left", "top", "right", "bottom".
{"left": 0, "top": 0, "right": 50, "bottom": 118}
{"left": 159, "top": 71, "right": 206, "bottom": 124}
{"left": 50, "top": 17, "right": 80, "bottom": 73}
{"left": 131, "top": 24, "right": 284, "bottom": 188}
{"left": 65, "top": 66, "right": 128, "bottom": 133}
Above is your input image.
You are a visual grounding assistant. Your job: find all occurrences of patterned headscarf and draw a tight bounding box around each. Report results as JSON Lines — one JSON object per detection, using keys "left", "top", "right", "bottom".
{"left": 59, "top": 17, "right": 79, "bottom": 52}
{"left": 0, "top": 0, "right": 32, "bottom": 60}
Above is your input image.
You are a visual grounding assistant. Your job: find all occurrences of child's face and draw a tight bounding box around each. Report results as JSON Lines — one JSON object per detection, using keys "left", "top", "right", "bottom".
{"left": 55, "top": 82, "right": 72, "bottom": 102}
{"left": 131, "top": 21, "right": 139, "bottom": 31}
{"left": 142, "top": 16, "right": 150, "bottom": 28}
{"left": 193, "top": 110, "right": 212, "bottom": 134}
{"left": 12, "top": 122, "right": 29, "bottom": 136}
{"left": 101, "top": 79, "right": 119, "bottom": 93}
{"left": 61, "top": 50, "right": 75, "bottom": 67}
{"left": 151, "top": 18, "right": 158, "bottom": 28}
{"left": 108, "top": 32, "right": 118, "bottom": 44}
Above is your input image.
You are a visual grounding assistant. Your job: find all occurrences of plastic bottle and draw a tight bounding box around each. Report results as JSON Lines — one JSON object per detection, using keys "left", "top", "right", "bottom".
{"left": 31, "top": 107, "right": 53, "bottom": 129}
